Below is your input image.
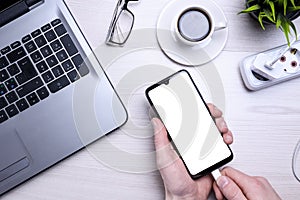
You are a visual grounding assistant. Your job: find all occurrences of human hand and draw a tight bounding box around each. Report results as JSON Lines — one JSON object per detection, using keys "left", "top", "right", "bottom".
{"left": 213, "top": 167, "right": 281, "bottom": 200}
{"left": 152, "top": 103, "right": 233, "bottom": 200}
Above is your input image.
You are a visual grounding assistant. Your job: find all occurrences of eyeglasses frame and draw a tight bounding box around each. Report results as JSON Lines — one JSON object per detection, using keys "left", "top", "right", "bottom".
{"left": 106, "top": 0, "right": 138, "bottom": 46}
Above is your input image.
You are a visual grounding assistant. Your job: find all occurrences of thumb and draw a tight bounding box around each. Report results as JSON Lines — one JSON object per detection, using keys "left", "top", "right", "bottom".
{"left": 152, "top": 118, "right": 169, "bottom": 149}
{"left": 151, "top": 118, "right": 178, "bottom": 169}
{"left": 216, "top": 176, "right": 247, "bottom": 200}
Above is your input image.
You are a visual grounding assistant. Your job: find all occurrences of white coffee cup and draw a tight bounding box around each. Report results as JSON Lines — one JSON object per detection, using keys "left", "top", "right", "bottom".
{"left": 174, "top": 6, "right": 227, "bottom": 46}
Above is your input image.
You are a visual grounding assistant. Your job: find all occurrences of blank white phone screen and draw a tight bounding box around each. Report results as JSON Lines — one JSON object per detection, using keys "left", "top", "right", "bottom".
{"left": 148, "top": 72, "right": 231, "bottom": 175}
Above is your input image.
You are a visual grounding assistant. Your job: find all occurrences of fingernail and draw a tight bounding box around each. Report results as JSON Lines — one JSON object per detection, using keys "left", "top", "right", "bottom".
{"left": 225, "top": 135, "right": 232, "bottom": 143}
{"left": 217, "top": 176, "right": 229, "bottom": 189}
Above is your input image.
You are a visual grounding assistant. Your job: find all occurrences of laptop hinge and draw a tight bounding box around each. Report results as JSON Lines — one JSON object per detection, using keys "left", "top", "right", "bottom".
{"left": 25, "top": 0, "right": 43, "bottom": 7}
{"left": 0, "top": 0, "right": 43, "bottom": 28}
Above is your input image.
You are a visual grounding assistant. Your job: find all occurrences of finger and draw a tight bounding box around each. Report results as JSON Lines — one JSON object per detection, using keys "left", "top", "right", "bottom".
{"left": 214, "top": 117, "right": 233, "bottom": 145}
{"left": 213, "top": 181, "right": 224, "bottom": 200}
{"left": 223, "top": 130, "right": 233, "bottom": 145}
{"left": 151, "top": 119, "right": 194, "bottom": 192}
{"left": 152, "top": 118, "right": 170, "bottom": 149}
{"left": 215, "top": 117, "right": 229, "bottom": 133}
{"left": 216, "top": 176, "right": 247, "bottom": 200}
{"left": 221, "top": 167, "right": 256, "bottom": 192}
{"left": 207, "top": 103, "right": 223, "bottom": 118}
{"left": 151, "top": 118, "right": 179, "bottom": 169}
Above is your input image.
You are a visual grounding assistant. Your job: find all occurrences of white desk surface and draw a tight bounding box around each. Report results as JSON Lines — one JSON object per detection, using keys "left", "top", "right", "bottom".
{"left": 2, "top": 0, "right": 300, "bottom": 199}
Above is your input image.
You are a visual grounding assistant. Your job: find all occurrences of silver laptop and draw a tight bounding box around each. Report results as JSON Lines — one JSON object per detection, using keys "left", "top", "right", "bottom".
{"left": 0, "top": 0, "right": 127, "bottom": 195}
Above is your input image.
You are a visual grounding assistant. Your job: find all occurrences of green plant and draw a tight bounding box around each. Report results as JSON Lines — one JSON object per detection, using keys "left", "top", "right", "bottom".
{"left": 240, "top": 0, "right": 300, "bottom": 45}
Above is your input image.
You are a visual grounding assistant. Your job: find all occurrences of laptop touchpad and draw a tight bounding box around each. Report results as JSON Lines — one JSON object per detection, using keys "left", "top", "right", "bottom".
{"left": 0, "top": 130, "right": 29, "bottom": 182}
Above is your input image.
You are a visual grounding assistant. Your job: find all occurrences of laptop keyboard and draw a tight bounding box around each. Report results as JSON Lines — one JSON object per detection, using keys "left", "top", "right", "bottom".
{"left": 0, "top": 18, "right": 89, "bottom": 124}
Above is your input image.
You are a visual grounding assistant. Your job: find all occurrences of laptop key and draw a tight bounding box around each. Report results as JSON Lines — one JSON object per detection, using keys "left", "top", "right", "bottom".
{"left": 41, "top": 24, "right": 51, "bottom": 32}
{"left": 30, "top": 51, "right": 43, "bottom": 63}
{"left": 0, "top": 69, "right": 9, "bottom": 82}
{"left": 56, "top": 50, "right": 68, "bottom": 62}
{"left": 45, "top": 30, "right": 57, "bottom": 42}
{"left": 42, "top": 71, "right": 54, "bottom": 83}
{"left": 1, "top": 46, "right": 11, "bottom": 55}
{"left": 7, "top": 47, "right": 26, "bottom": 63}
{"left": 15, "top": 73, "right": 28, "bottom": 85}
{"left": 5, "top": 78, "right": 18, "bottom": 91}
{"left": 18, "top": 57, "right": 38, "bottom": 81}
{"left": 52, "top": 65, "right": 64, "bottom": 77}
{"left": 0, "top": 110, "right": 8, "bottom": 124}
{"left": 48, "top": 75, "right": 70, "bottom": 93}
{"left": 36, "top": 61, "right": 48, "bottom": 73}
{"left": 5, "top": 104, "right": 19, "bottom": 118}
{"left": 40, "top": 45, "right": 53, "bottom": 58}
{"left": 51, "top": 19, "right": 61, "bottom": 27}
{"left": 26, "top": 92, "right": 40, "bottom": 106}
{"left": 16, "top": 76, "right": 43, "bottom": 98}
{"left": 46, "top": 55, "right": 58, "bottom": 68}
{"left": 11, "top": 41, "right": 21, "bottom": 49}
{"left": 0, "top": 97, "right": 8, "bottom": 109}
{"left": 61, "top": 34, "right": 78, "bottom": 56}
{"left": 22, "top": 35, "right": 31, "bottom": 43}
{"left": 16, "top": 98, "right": 29, "bottom": 112}
{"left": 55, "top": 24, "right": 67, "bottom": 36}
{"left": 72, "top": 54, "right": 89, "bottom": 77}
{"left": 31, "top": 29, "right": 41, "bottom": 38}
{"left": 7, "top": 63, "right": 20, "bottom": 76}
{"left": 37, "top": 87, "right": 49, "bottom": 100}
{"left": 34, "top": 35, "right": 47, "bottom": 47}
{"left": 0, "top": 83, "right": 7, "bottom": 95}
{"left": 5, "top": 91, "right": 18, "bottom": 104}
{"left": 67, "top": 70, "right": 80, "bottom": 83}
{"left": 62, "top": 60, "right": 74, "bottom": 72}
{"left": 0, "top": 57, "right": 9, "bottom": 69}
{"left": 72, "top": 54, "right": 83, "bottom": 67}
{"left": 24, "top": 41, "right": 37, "bottom": 54}
{"left": 50, "top": 40, "right": 63, "bottom": 52}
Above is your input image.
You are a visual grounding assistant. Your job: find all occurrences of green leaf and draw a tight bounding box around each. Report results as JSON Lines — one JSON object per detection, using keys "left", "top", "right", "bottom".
{"left": 290, "top": 0, "right": 296, "bottom": 7}
{"left": 290, "top": 21, "right": 298, "bottom": 39}
{"left": 281, "top": 27, "right": 290, "bottom": 46}
{"left": 241, "top": 0, "right": 299, "bottom": 46}
{"left": 284, "top": 0, "right": 288, "bottom": 15}
{"left": 239, "top": 4, "right": 261, "bottom": 14}
{"left": 280, "top": 17, "right": 291, "bottom": 45}
{"left": 258, "top": 12, "right": 266, "bottom": 30}
{"left": 264, "top": 9, "right": 275, "bottom": 22}
{"left": 288, "top": 6, "right": 300, "bottom": 11}
{"left": 276, "top": 14, "right": 282, "bottom": 28}
{"left": 278, "top": 0, "right": 284, "bottom": 6}
{"left": 269, "top": 1, "right": 276, "bottom": 21}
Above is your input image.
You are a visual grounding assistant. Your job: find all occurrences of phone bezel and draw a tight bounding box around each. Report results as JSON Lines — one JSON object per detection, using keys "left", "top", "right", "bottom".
{"left": 145, "top": 69, "right": 233, "bottom": 179}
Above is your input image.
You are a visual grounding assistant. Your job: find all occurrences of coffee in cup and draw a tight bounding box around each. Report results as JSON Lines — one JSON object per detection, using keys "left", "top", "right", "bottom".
{"left": 175, "top": 7, "right": 226, "bottom": 46}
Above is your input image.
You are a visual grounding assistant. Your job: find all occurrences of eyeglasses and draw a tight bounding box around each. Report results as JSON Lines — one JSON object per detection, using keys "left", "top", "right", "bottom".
{"left": 106, "top": 0, "right": 139, "bottom": 46}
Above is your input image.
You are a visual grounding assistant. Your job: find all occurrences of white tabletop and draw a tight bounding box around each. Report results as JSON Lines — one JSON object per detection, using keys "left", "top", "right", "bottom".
{"left": 2, "top": 0, "right": 300, "bottom": 199}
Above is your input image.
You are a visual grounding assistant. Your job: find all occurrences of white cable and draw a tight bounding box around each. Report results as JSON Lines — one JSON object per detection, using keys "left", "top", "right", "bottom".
{"left": 292, "top": 139, "right": 300, "bottom": 182}
{"left": 211, "top": 169, "right": 222, "bottom": 181}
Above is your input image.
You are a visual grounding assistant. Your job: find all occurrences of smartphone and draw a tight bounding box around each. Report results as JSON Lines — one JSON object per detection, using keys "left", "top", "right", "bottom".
{"left": 146, "top": 70, "right": 233, "bottom": 179}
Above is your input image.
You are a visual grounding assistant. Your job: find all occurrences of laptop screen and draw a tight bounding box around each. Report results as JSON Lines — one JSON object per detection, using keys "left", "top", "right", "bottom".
{"left": 0, "top": 0, "right": 22, "bottom": 12}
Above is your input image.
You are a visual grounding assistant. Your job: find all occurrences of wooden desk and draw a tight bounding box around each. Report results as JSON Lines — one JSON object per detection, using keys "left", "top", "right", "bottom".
{"left": 2, "top": 0, "right": 300, "bottom": 199}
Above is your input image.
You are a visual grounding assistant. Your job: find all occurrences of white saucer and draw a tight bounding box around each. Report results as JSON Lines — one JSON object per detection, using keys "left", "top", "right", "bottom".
{"left": 156, "top": 0, "right": 228, "bottom": 66}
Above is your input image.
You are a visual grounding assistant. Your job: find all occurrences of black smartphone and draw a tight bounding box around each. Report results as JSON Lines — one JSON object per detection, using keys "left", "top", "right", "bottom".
{"left": 145, "top": 70, "right": 233, "bottom": 179}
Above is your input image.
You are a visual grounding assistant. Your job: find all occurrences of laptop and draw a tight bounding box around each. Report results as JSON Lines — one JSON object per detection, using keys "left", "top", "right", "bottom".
{"left": 0, "top": 0, "right": 127, "bottom": 195}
